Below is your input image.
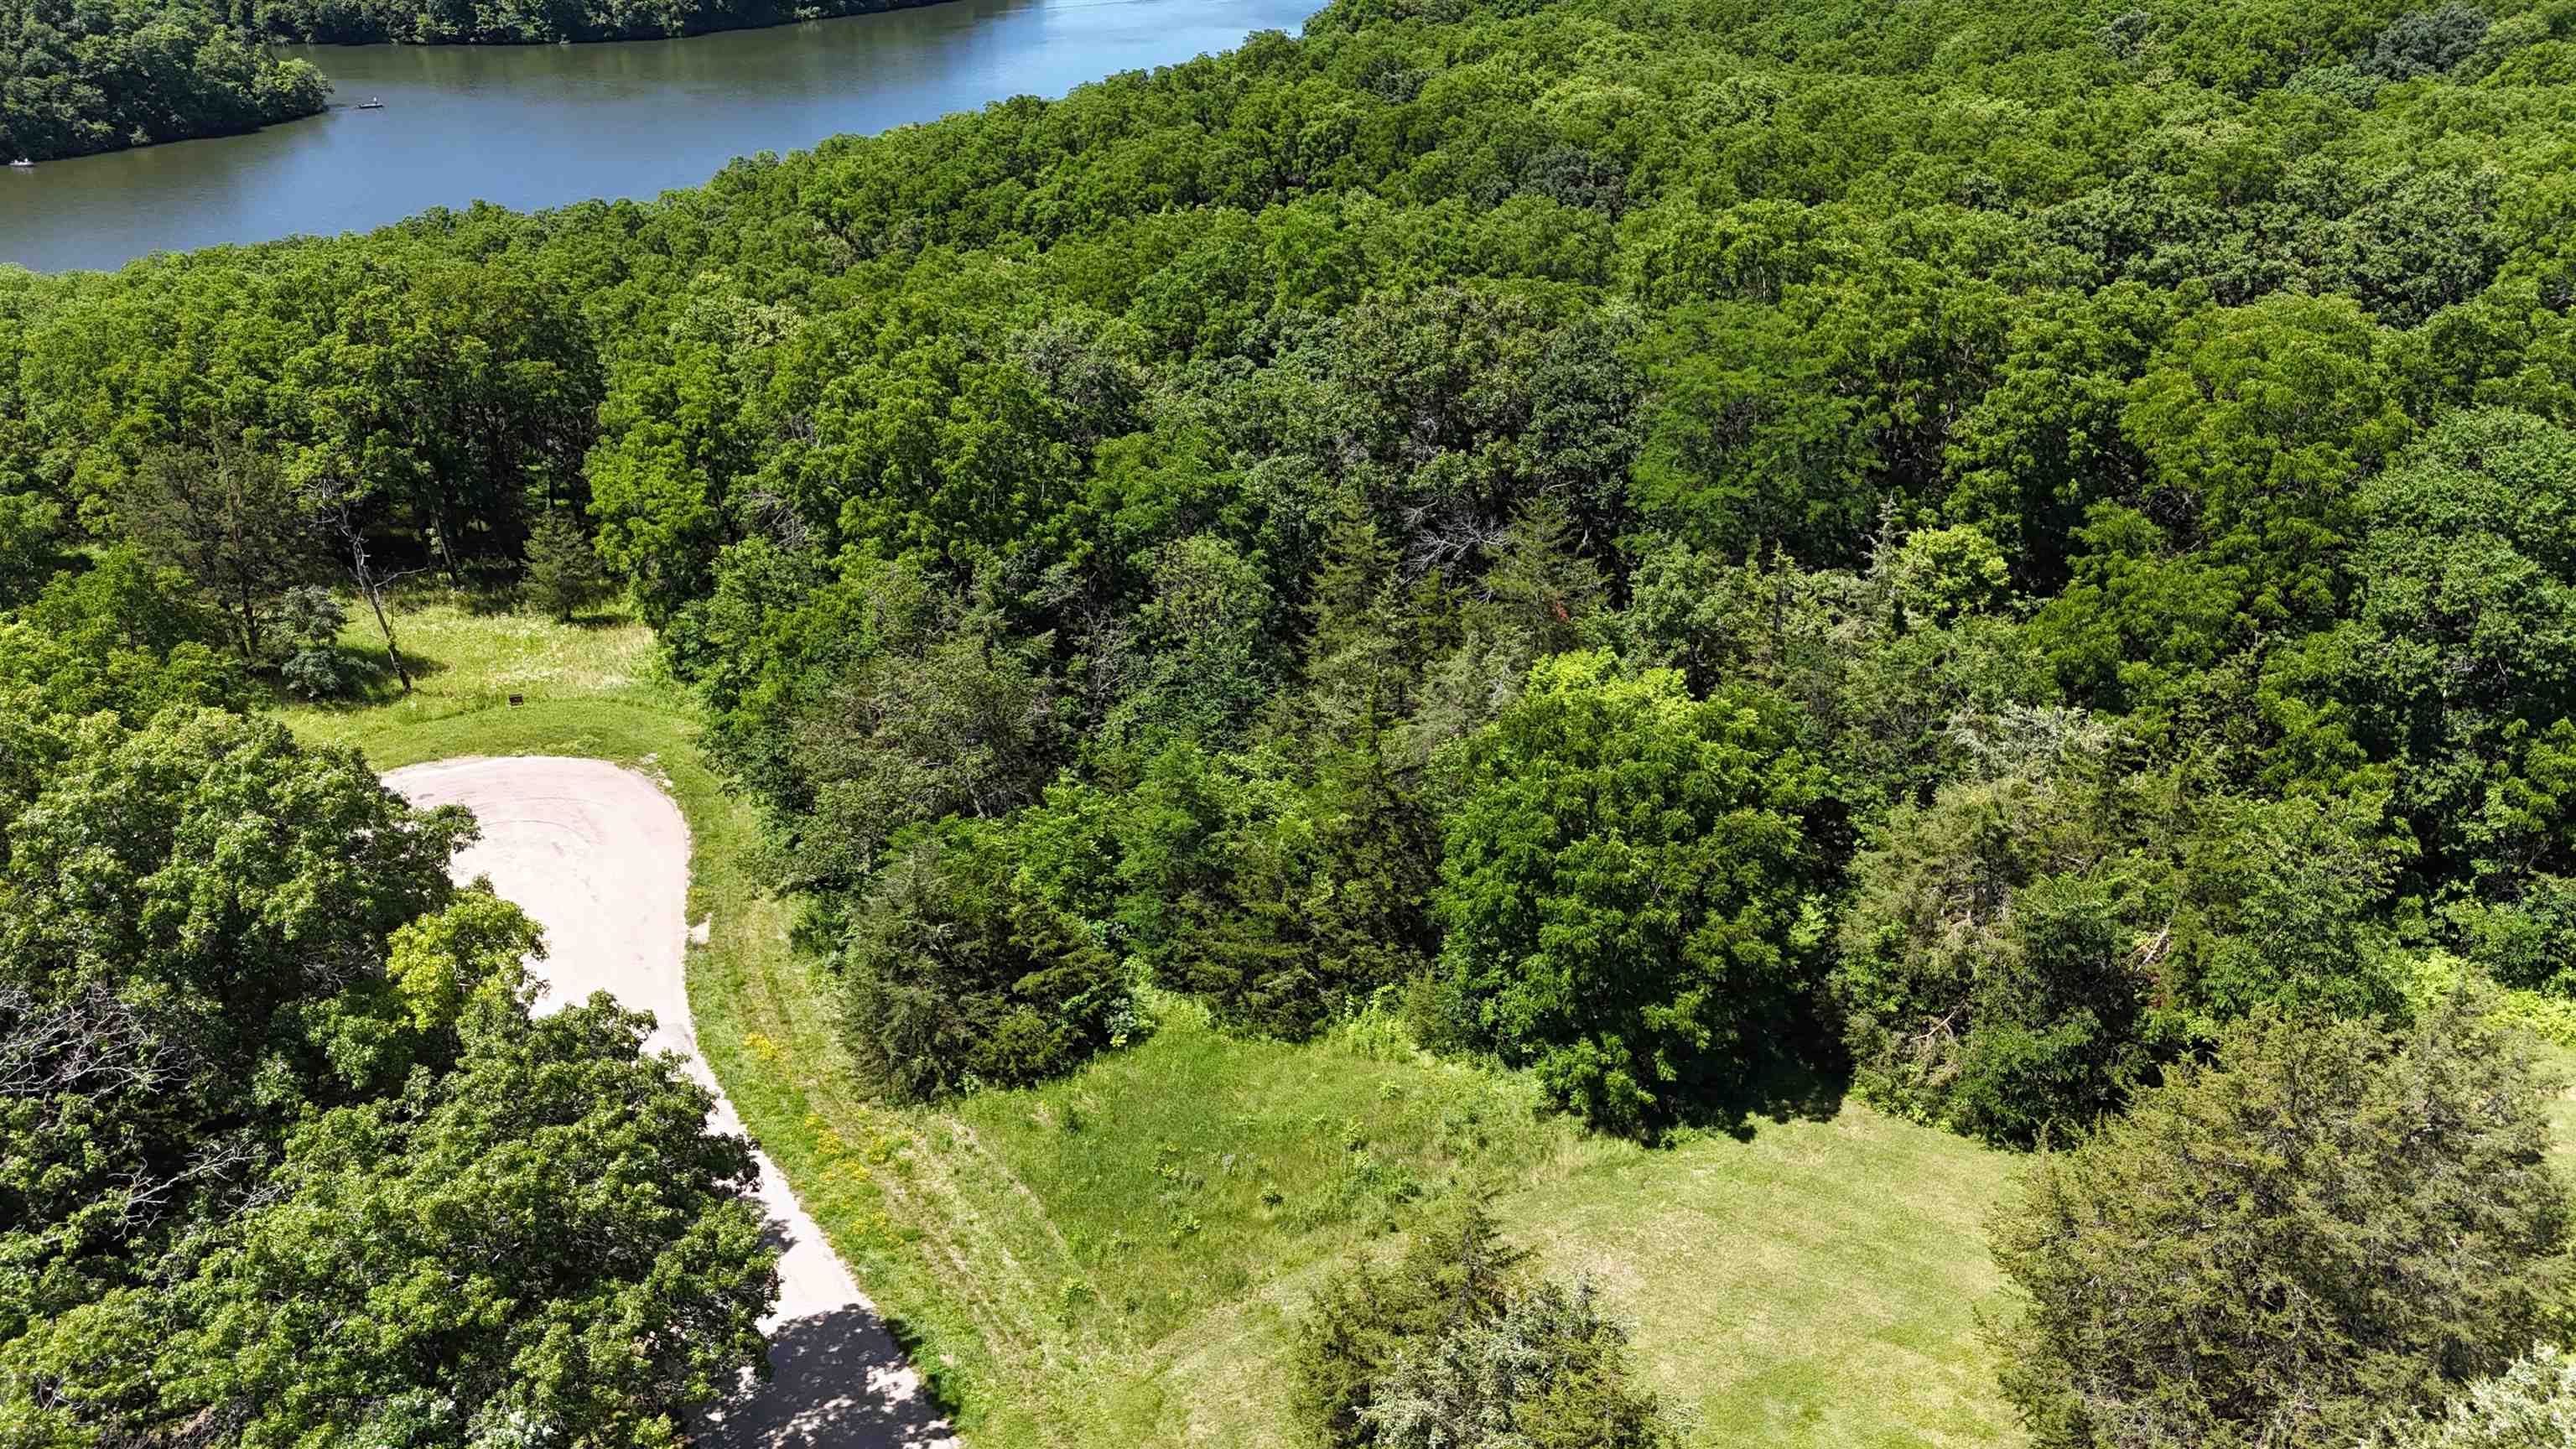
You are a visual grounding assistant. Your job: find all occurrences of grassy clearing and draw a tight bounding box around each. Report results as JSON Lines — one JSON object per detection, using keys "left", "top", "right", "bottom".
{"left": 283, "top": 589, "right": 667, "bottom": 754}
{"left": 278, "top": 589, "right": 2041, "bottom": 1448}
{"left": 1501, "top": 1100, "right": 2018, "bottom": 1449}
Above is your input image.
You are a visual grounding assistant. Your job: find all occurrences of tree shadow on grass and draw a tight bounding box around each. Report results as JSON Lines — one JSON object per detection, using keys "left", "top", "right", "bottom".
{"left": 699, "top": 1303, "right": 960, "bottom": 1449}
{"left": 323, "top": 639, "right": 451, "bottom": 707}
{"left": 454, "top": 579, "right": 525, "bottom": 616}
{"left": 1671, "top": 1049, "right": 1853, "bottom": 1145}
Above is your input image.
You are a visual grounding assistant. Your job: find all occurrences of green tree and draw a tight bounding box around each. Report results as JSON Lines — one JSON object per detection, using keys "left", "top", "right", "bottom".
{"left": 1119, "top": 741, "right": 1440, "bottom": 1040}
{"left": 1435, "top": 652, "right": 1834, "bottom": 1134}
{"left": 1833, "top": 766, "right": 2157, "bottom": 1145}
{"left": 1113, "top": 532, "right": 1282, "bottom": 748}
{"left": 522, "top": 505, "right": 612, "bottom": 621}
{"left": 1989, "top": 994, "right": 2570, "bottom": 1449}
{"left": 1291, "top": 1202, "right": 1680, "bottom": 1449}
{"left": 835, "top": 823, "right": 1132, "bottom": 1101}
{"left": 0, "top": 707, "right": 779, "bottom": 1445}
{"left": 0, "top": 548, "right": 250, "bottom": 719}
{"left": 1363, "top": 1278, "right": 1681, "bottom": 1449}
{"left": 770, "top": 563, "right": 1062, "bottom": 896}
{"left": 1292, "top": 1202, "right": 1527, "bottom": 1446}
{"left": 117, "top": 439, "right": 314, "bottom": 661}
{"left": 0, "top": 0, "right": 327, "bottom": 162}
{"left": 0, "top": 491, "right": 61, "bottom": 608}
{"left": 273, "top": 583, "right": 351, "bottom": 699}
{"left": 162, "top": 970, "right": 776, "bottom": 1449}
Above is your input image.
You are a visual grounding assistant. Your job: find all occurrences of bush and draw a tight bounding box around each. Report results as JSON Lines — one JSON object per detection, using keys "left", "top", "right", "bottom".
{"left": 1290, "top": 1202, "right": 1681, "bottom": 1449}
{"left": 279, "top": 646, "right": 352, "bottom": 700}
{"left": 834, "top": 824, "right": 1133, "bottom": 1101}
{"left": 1988, "top": 991, "right": 2571, "bottom": 1449}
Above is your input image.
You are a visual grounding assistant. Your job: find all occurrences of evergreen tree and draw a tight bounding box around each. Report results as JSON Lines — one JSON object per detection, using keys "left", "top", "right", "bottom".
{"left": 1989, "top": 992, "right": 2571, "bottom": 1449}
{"left": 522, "top": 506, "right": 611, "bottom": 621}
{"left": 1306, "top": 491, "right": 1412, "bottom": 742}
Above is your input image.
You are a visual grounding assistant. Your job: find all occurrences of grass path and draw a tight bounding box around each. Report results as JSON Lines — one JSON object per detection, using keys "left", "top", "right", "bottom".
{"left": 282, "top": 594, "right": 2034, "bottom": 1449}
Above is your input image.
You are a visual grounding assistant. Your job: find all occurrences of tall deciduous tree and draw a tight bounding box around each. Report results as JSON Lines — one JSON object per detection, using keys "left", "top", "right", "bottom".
{"left": 117, "top": 439, "right": 314, "bottom": 661}
{"left": 164, "top": 971, "right": 776, "bottom": 1449}
{"left": 1435, "top": 652, "right": 1834, "bottom": 1134}
{"left": 0, "top": 705, "right": 778, "bottom": 1444}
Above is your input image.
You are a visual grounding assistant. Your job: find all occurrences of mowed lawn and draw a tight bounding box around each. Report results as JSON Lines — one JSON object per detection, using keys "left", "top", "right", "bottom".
{"left": 1500, "top": 1104, "right": 2018, "bottom": 1449}
{"left": 278, "top": 589, "right": 2033, "bottom": 1449}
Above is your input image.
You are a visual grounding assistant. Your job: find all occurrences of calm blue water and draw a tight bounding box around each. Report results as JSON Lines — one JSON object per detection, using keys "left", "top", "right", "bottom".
{"left": 0, "top": 0, "right": 1317, "bottom": 272}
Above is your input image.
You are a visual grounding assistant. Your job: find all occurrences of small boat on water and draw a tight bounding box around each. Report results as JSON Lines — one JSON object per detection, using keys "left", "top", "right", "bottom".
{"left": 356, "top": 98, "right": 385, "bottom": 110}
{"left": 7, "top": 159, "right": 31, "bottom": 169}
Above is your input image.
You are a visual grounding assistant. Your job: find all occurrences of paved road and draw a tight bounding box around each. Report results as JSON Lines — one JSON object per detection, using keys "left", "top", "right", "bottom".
{"left": 387, "top": 756, "right": 958, "bottom": 1449}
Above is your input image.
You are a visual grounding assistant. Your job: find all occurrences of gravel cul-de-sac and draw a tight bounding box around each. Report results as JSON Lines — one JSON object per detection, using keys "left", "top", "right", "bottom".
{"left": 388, "top": 756, "right": 958, "bottom": 1449}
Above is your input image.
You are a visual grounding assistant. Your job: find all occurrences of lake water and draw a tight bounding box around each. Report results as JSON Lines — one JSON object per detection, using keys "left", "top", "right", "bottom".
{"left": 0, "top": 0, "right": 1317, "bottom": 273}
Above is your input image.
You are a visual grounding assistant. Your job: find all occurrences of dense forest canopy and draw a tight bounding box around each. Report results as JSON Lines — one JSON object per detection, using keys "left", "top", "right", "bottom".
{"left": 11, "top": 0, "right": 2576, "bottom": 1436}
{"left": 0, "top": 0, "right": 953, "bottom": 163}
{"left": 0, "top": 0, "right": 326, "bottom": 162}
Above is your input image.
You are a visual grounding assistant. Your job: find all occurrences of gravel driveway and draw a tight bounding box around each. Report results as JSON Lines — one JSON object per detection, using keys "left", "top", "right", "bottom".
{"left": 388, "top": 756, "right": 958, "bottom": 1449}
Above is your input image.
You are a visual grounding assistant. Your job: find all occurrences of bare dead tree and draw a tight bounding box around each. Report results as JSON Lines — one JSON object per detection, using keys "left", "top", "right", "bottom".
{"left": 305, "top": 475, "right": 428, "bottom": 694}
{"left": 114, "top": 1132, "right": 261, "bottom": 1229}
{"left": 0, "top": 984, "right": 179, "bottom": 1102}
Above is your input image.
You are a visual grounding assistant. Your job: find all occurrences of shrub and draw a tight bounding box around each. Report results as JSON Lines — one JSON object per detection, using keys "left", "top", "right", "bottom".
{"left": 1988, "top": 991, "right": 2571, "bottom": 1449}
{"left": 1290, "top": 1202, "right": 1680, "bottom": 1449}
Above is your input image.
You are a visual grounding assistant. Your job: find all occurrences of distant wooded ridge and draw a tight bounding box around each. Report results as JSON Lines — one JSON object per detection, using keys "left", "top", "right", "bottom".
{"left": 0, "top": 0, "right": 957, "bottom": 164}
{"left": 231, "top": 0, "right": 954, "bottom": 46}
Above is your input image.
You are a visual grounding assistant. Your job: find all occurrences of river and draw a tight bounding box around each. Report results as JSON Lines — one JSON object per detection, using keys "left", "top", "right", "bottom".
{"left": 0, "top": 0, "right": 1318, "bottom": 273}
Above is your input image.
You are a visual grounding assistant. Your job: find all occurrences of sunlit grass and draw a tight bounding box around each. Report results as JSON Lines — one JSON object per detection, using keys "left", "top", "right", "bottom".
{"left": 273, "top": 593, "right": 2041, "bottom": 1449}
{"left": 282, "top": 587, "right": 668, "bottom": 755}
{"left": 1501, "top": 1100, "right": 2019, "bottom": 1449}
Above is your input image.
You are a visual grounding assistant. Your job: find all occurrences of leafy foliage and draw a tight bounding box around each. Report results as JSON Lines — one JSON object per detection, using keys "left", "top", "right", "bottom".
{"left": 1436, "top": 652, "right": 1831, "bottom": 1134}
{"left": 0, "top": 704, "right": 776, "bottom": 1443}
{"left": 0, "top": 0, "right": 325, "bottom": 162}
{"left": 13, "top": 0, "right": 2576, "bottom": 1431}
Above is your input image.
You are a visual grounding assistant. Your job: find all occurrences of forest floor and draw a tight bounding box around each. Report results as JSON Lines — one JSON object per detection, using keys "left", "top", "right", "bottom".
{"left": 277, "top": 587, "right": 2036, "bottom": 1449}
